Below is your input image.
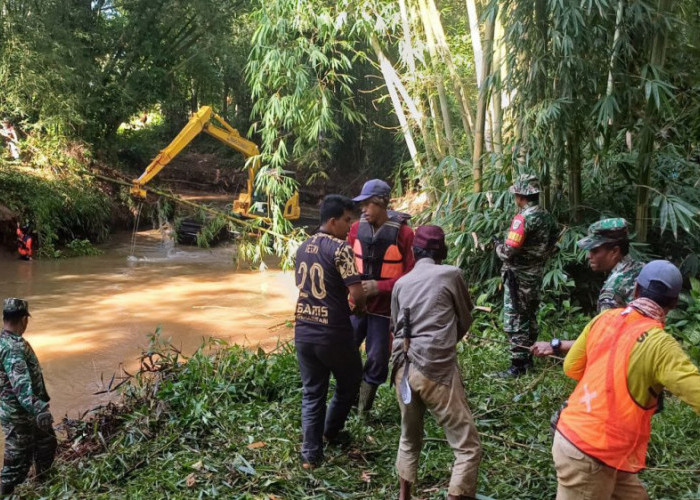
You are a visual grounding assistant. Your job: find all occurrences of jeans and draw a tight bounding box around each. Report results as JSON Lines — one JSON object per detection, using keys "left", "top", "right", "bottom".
{"left": 296, "top": 338, "right": 362, "bottom": 463}
{"left": 352, "top": 313, "right": 391, "bottom": 385}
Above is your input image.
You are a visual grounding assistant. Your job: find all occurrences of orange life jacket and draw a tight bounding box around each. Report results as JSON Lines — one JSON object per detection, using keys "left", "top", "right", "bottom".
{"left": 353, "top": 211, "right": 409, "bottom": 281}
{"left": 16, "top": 227, "right": 32, "bottom": 258}
{"left": 557, "top": 308, "right": 662, "bottom": 473}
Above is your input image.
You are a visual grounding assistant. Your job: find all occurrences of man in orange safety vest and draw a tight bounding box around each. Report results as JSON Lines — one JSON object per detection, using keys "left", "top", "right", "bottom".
{"left": 347, "top": 179, "right": 415, "bottom": 416}
{"left": 553, "top": 260, "right": 700, "bottom": 499}
{"left": 16, "top": 223, "right": 32, "bottom": 261}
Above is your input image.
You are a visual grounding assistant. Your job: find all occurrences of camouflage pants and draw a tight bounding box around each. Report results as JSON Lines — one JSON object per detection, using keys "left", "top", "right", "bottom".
{"left": 1, "top": 420, "right": 57, "bottom": 493}
{"left": 502, "top": 271, "right": 541, "bottom": 362}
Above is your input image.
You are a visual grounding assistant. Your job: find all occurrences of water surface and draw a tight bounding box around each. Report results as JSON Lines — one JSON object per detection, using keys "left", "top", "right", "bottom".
{"left": 0, "top": 231, "right": 297, "bottom": 419}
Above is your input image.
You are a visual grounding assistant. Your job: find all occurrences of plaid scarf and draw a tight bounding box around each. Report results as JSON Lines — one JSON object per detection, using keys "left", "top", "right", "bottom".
{"left": 626, "top": 297, "right": 666, "bottom": 324}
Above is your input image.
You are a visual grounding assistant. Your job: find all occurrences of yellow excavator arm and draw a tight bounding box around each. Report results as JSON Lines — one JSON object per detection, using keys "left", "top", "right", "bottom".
{"left": 131, "top": 106, "right": 300, "bottom": 222}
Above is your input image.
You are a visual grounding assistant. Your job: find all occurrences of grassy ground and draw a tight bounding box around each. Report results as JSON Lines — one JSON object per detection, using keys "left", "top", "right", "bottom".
{"left": 20, "top": 312, "right": 700, "bottom": 499}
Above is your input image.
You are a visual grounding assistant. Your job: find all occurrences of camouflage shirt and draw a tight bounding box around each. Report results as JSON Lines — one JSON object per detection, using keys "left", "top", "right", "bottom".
{"left": 0, "top": 329, "right": 50, "bottom": 422}
{"left": 497, "top": 202, "right": 559, "bottom": 279}
{"left": 597, "top": 255, "right": 644, "bottom": 312}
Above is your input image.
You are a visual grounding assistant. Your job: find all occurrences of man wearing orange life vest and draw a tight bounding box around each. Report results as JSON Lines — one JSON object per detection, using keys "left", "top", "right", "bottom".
{"left": 553, "top": 260, "right": 700, "bottom": 499}
{"left": 348, "top": 179, "right": 415, "bottom": 416}
{"left": 16, "top": 223, "right": 32, "bottom": 261}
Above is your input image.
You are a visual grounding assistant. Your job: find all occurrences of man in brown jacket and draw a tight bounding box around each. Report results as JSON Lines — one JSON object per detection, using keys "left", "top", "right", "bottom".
{"left": 390, "top": 225, "right": 481, "bottom": 500}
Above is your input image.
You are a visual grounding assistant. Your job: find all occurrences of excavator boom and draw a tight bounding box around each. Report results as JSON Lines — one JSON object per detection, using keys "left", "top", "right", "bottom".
{"left": 130, "top": 106, "right": 299, "bottom": 222}
{"left": 131, "top": 107, "right": 213, "bottom": 197}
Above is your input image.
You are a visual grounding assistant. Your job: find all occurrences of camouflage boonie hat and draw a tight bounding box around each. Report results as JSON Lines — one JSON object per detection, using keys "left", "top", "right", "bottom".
{"left": 577, "top": 218, "right": 630, "bottom": 250}
{"left": 509, "top": 174, "right": 541, "bottom": 195}
{"left": 3, "top": 298, "right": 30, "bottom": 317}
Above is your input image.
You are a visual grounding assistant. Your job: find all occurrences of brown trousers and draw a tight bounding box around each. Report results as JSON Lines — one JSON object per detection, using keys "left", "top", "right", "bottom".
{"left": 394, "top": 363, "right": 481, "bottom": 497}
{"left": 552, "top": 430, "right": 649, "bottom": 500}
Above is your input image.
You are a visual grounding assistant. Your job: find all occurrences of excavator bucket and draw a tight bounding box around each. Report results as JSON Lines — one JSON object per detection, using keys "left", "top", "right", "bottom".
{"left": 284, "top": 192, "right": 301, "bottom": 221}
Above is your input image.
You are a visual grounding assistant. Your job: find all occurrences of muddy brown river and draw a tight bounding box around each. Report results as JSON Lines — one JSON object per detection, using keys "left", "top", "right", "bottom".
{"left": 0, "top": 230, "right": 298, "bottom": 419}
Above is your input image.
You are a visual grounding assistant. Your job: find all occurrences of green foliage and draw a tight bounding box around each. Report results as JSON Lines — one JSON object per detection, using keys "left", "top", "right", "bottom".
{"left": 392, "top": 0, "right": 700, "bottom": 310}
{"left": 243, "top": 0, "right": 374, "bottom": 264}
{"left": 667, "top": 278, "right": 700, "bottom": 365}
{"left": 495, "top": 0, "right": 700, "bottom": 238}
{"left": 60, "top": 239, "right": 103, "bottom": 258}
{"left": 247, "top": 0, "right": 367, "bottom": 173}
{"left": 21, "top": 319, "right": 700, "bottom": 499}
{"left": 0, "top": 0, "right": 253, "bottom": 142}
{"left": 0, "top": 160, "right": 111, "bottom": 257}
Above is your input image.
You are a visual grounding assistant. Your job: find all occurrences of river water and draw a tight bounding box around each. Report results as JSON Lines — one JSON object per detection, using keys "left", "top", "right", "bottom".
{"left": 0, "top": 230, "right": 298, "bottom": 419}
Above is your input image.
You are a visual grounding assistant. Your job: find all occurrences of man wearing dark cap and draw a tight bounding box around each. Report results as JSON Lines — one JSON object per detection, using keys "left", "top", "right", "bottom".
{"left": 552, "top": 261, "right": 700, "bottom": 499}
{"left": 532, "top": 218, "right": 643, "bottom": 358}
{"left": 348, "top": 179, "right": 415, "bottom": 415}
{"left": 0, "top": 298, "right": 56, "bottom": 494}
{"left": 390, "top": 226, "right": 481, "bottom": 500}
{"left": 495, "top": 174, "right": 559, "bottom": 377}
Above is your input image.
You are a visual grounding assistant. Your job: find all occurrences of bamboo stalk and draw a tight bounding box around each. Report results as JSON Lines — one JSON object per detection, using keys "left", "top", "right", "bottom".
{"left": 418, "top": 0, "right": 455, "bottom": 157}
{"left": 425, "top": 0, "right": 475, "bottom": 143}
{"left": 370, "top": 36, "right": 422, "bottom": 173}
{"left": 472, "top": 8, "right": 496, "bottom": 193}
{"left": 466, "top": 0, "right": 483, "bottom": 86}
{"left": 635, "top": 0, "right": 673, "bottom": 242}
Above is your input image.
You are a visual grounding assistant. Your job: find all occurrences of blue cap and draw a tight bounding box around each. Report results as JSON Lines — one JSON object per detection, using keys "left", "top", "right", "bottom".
{"left": 353, "top": 179, "right": 391, "bottom": 202}
{"left": 636, "top": 260, "right": 683, "bottom": 298}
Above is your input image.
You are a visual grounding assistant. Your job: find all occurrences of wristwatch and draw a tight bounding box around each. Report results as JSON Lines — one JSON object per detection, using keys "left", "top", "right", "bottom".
{"left": 550, "top": 338, "right": 562, "bottom": 355}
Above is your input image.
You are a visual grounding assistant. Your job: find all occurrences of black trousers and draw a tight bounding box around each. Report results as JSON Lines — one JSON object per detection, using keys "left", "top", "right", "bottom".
{"left": 351, "top": 313, "right": 391, "bottom": 386}
{"left": 296, "top": 337, "right": 362, "bottom": 463}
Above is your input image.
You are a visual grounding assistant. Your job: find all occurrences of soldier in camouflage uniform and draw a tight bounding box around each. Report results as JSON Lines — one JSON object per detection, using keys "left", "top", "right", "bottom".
{"left": 0, "top": 298, "right": 56, "bottom": 495}
{"left": 531, "top": 218, "right": 644, "bottom": 358}
{"left": 578, "top": 218, "right": 644, "bottom": 312}
{"left": 494, "top": 175, "right": 559, "bottom": 378}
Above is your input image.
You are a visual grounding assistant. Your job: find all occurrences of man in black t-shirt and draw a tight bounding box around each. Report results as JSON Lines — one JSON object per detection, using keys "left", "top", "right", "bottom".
{"left": 294, "top": 195, "right": 366, "bottom": 468}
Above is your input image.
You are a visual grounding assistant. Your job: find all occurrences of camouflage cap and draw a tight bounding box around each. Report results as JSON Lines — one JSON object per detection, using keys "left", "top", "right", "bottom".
{"left": 509, "top": 174, "right": 541, "bottom": 195}
{"left": 3, "top": 298, "right": 30, "bottom": 317}
{"left": 577, "top": 218, "right": 630, "bottom": 250}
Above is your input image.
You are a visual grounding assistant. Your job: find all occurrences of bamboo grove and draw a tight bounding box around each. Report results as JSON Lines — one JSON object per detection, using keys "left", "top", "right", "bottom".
{"left": 1, "top": 0, "right": 699, "bottom": 293}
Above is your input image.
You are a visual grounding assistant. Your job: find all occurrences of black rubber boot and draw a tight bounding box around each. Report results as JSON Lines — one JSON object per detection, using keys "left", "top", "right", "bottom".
{"left": 357, "top": 381, "right": 378, "bottom": 417}
{"left": 0, "top": 482, "right": 15, "bottom": 496}
{"left": 493, "top": 358, "right": 531, "bottom": 379}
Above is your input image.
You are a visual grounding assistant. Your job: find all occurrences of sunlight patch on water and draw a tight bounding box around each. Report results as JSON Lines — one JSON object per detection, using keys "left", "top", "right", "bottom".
{"left": 0, "top": 230, "right": 298, "bottom": 418}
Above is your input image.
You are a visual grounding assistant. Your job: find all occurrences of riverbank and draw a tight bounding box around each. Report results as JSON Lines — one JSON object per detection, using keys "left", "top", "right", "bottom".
{"left": 18, "top": 314, "right": 700, "bottom": 499}
{"left": 0, "top": 161, "right": 116, "bottom": 257}
{"left": 0, "top": 131, "right": 249, "bottom": 257}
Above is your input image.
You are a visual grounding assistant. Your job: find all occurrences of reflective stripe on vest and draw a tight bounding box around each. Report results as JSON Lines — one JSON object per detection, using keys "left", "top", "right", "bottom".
{"left": 557, "top": 308, "right": 661, "bottom": 473}
{"left": 353, "top": 215, "right": 405, "bottom": 280}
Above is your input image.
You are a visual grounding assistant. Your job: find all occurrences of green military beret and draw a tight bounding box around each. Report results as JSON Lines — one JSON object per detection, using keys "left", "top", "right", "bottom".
{"left": 577, "top": 218, "right": 630, "bottom": 250}
{"left": 509, "top": 174, "right": 541, "bottom": 195}
{"left": 3, "top": 298, "right": 30, "bottom": 317}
